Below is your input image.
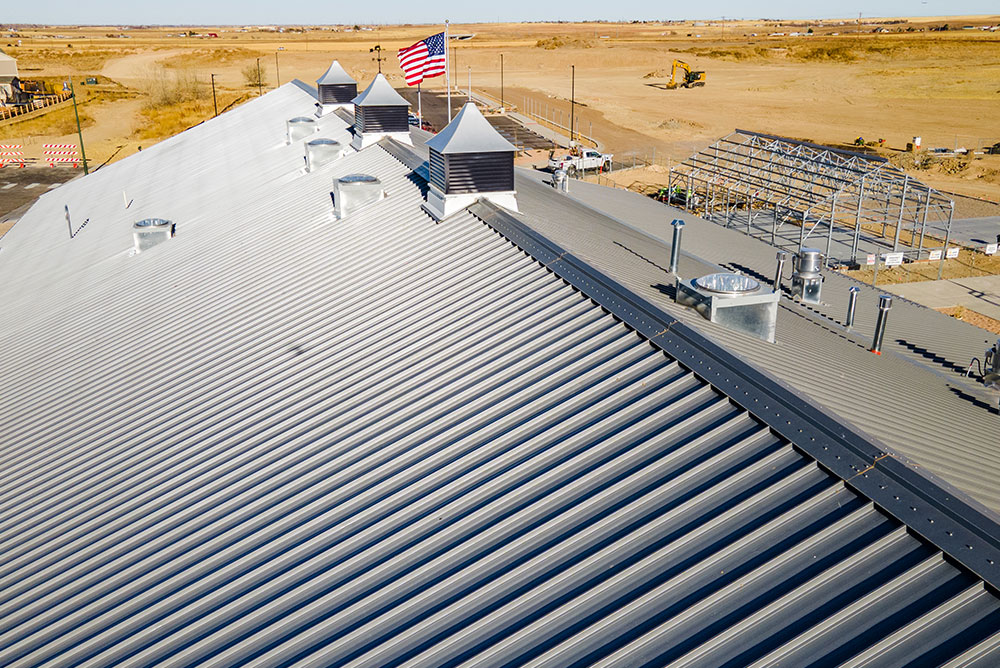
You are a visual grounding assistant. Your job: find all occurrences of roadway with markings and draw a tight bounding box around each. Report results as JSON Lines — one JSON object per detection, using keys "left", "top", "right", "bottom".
{"left": 0, "top": 167, "right": 78, "bottom": 237}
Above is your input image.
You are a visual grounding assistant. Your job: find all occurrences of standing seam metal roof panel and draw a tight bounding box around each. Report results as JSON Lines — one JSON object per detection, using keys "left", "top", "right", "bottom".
{"left": 0, "top": 83, "right": 999, "bottom": 667}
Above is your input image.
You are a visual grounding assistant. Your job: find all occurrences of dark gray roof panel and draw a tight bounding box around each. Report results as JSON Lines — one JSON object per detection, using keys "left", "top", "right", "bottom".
{"left": 0, "top": 84, "right": 998, "bottom": 666}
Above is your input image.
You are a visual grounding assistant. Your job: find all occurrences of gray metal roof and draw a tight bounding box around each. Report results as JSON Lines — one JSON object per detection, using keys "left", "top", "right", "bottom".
{"left": 425, "top": 101, "right": 516, "bottom": 154}
{"left": 1, "top": 81, "right": 1000, "bottom": 666}
{"left": 512, "top": 169, "right": 1000, "bottom": 514}
{"left": 315, "top": 60, "right": 356, "bottom": 86}
{"left": 351, "top": 72, "right": 408, "bottom": 107}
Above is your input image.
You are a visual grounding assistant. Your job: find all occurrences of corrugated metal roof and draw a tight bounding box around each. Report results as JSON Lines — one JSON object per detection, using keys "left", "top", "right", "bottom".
{"left": 316, "top": 60, "right": 356, "bottom": 86}
{"left": 511, "top": 170, "right": 1000, "bottom": 514}
{"left": 351, "top": 73, "right": 409, "bottom": 107}
{"left": 425, "top": 101, "right": 516, "bottom": 154}
{"left": 1, "top": 82, "right": 999, "bottom": 666}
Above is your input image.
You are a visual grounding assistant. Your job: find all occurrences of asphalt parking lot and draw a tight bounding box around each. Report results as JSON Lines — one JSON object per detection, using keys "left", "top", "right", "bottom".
{"left": 0, "top": 166, "right": 79, "bottom": 237}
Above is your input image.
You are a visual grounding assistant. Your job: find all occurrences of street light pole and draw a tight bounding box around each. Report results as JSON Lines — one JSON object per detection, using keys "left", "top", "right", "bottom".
{"left": 211, "top": 73, "right": 218, "bottom": 116}
{"left": 69, "top": 79, "right": 89, "bottom": 175}
{"left": 256, "top": 58, "right": 262, "bottom": 96}
{"left": 570, "top": 64, "right": 576, "bottom": 144}
{"left": 500, "top": 53, "right": 504, "bottom": 110}
{"left": 275, "top": 51, "right": 280, "bottom": 86}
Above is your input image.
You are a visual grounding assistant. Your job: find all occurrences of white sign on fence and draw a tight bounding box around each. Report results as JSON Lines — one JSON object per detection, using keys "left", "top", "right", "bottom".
{"left": 884, "top": 252, "right": 904, "bottom": 267}
{"left": 866, "top": 254, "right": 876, "bottom": 266}
{"left": 986, "top": 243, "right": 998, "bottom": 256}
{"left": 946, "top": 247, "right": 960, "bottom": 259}
{"left": 928, "top": 249, "right": 943, "bottom": 261}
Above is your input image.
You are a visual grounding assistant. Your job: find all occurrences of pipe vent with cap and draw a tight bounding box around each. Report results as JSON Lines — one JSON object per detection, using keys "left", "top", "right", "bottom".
{"left": 422, "top": 101, "right": 518, "bottom": 220}
{"left": 133, "top": 218, "right": 174, "bottom": 253}
{"left": 315, "top": 60, "right": 357, "bottom": 116}
{"left": 305, "top": 138, "right": 343, "bottom": 172}
{"left": 332, "top": 174, "right": 384, "bottom": 219}
{"left": 350, "top": 74, "right": 412, "bottom": 150}
{"left": 286, "top": 117, "right": 318, "bottom": 144}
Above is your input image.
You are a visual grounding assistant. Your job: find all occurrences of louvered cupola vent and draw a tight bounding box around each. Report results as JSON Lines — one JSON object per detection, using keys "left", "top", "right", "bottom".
{"left": 315, "top": 60, "right": 357, "bottom": 116}
{"left": 350, "top": 73, "right": 412, "bottom": 150}
{"left": 422, "top": 102, "right": 518, "bottom": 221}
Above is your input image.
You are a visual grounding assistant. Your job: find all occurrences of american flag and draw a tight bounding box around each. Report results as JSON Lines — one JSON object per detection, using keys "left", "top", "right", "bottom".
{"left": 397, "top": 32, "right": 447, "bottom": 86}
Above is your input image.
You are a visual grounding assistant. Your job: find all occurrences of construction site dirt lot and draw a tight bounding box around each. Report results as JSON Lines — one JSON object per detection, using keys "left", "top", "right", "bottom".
{"left": 2, "top": 16, "right": 998, "bottom": 206}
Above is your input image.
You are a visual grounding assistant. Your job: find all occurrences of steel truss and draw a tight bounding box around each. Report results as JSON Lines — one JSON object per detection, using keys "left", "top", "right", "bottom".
{"left": 667, "top": 129, "right": 955, "bottom": 266}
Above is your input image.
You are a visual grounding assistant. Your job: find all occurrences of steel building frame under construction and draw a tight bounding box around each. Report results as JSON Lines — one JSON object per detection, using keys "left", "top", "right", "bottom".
{"left": 666, "top": 129, "right": 956, "bottom": 267}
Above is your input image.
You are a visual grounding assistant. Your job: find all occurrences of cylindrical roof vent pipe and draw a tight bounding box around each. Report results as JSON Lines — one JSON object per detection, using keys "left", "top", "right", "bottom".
{"left": 774, "top": 251, "right": 788, "bottom": 293}
{"left": 871, "top": 295, "right": 892, "bottom": 354}
{"left": 846, "top": 286, "right": 860, "bottom": 329}
{"left": 553, "top": 169, "right": 569, "bottom": 193}
{"left": 669, "top": 219, "right": 685, "bottom": 275}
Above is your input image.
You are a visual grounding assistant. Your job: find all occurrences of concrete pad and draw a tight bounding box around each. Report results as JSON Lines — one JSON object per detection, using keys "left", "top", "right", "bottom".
{"left": 949, "top": 216, "right": 1000, "bottom": 247}
{"left": 883, "top": 274, "right": 1000, "bottom": 320}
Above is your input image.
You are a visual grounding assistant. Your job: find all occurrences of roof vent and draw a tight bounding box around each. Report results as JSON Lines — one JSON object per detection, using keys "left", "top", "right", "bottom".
{"left": 422, "top": 101, "right": 518, "bottom": 221}
{"left": 332, "top": 174, "right": 384, "bottom": 219}
{"left": 286, "top": 117, "right": 318, "bottom": 144}
{"left": 350, "top": 73, "right": 412, "bottom": 150}
{"left": 315, "top": 60, "right": 357, "bottom": 116}
{"left": 676, "top": 272, "right": 779, "bottom": 342}
{"left": 305, "top": 138, "right": 343, "bottom": 172}
{"left": 791, "top": 248, "right": 824, "bottom": 304}
{"left": 133, "top": 218, "right": 174, "bottom": 253}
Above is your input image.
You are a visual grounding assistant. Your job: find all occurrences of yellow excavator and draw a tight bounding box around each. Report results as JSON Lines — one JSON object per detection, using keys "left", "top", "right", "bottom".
{"left": 665, "top": 60, "right": 707, "bottom": 89}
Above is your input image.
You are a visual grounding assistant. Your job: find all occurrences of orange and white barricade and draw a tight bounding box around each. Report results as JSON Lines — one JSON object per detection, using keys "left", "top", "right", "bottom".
{"left": 0, "top": 144, "right": 25, "bottom": 168}
{"left": 43, "top": 144, "right": 80, "bottom": 168}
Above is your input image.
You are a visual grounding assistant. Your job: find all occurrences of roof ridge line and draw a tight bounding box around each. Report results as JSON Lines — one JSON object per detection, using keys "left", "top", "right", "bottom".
{"left": 470, "top": 198, "right": 1000, "bottom": 591}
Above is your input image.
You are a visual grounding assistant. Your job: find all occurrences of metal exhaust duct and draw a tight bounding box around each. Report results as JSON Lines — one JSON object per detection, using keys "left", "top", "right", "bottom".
{"left": 133, "top": 218, "right": 173, "bottom": 253}
{"left": 552, "top": 169, "right": 569, "bottom": 193}
{"left": 332, "top": 174, "right": 384, "bottom": 219}
{"left": 305, "top": 138, "right": 343, "bottom": 172}
{"left": 676, "top": 272, "right": 779, "bottom": 342}
{"left": 286, "top": 117, "right": 318, "bottom": 144}
{"left": 845, "top": 286, "right": 860, "bottom": 329}
{"left": 791, "top": 247, "right": 824, "bottom": 304}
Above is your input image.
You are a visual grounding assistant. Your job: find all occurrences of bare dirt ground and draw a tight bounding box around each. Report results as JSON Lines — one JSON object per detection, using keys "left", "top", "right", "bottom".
{"left": 2, "top": 17, "right": 998, "bottom": 201}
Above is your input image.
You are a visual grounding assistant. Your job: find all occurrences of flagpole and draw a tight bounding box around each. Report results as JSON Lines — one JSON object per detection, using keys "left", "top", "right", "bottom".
{"left": 445, "top": 20, "right": 451, "bottom": 122}
{"left": 417, "top": 82, "right": 422, "bottom": 127}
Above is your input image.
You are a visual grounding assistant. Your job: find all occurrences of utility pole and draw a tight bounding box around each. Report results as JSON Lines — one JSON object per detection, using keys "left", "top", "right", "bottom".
{"left": 500, "top": 53, "right": 504, "bottom": 110}
{"left": 211, "top": 74, "right": 218, "bottom": 116}
{"left": 275, "top": 51, "right": 280, "bottom": 86}
{"left": 570, "top": 65, "right": 576, "bottom": 144}
{"left": 69, "top": 79, "right": 89, "bottom": 175}
{"left": 256, "top": 58, "right": 262, "bottom": 96}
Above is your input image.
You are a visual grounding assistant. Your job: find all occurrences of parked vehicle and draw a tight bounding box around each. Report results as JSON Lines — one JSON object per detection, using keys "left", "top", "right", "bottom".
{"left": 547, "top": 148, "right": 613, "bottom": 175}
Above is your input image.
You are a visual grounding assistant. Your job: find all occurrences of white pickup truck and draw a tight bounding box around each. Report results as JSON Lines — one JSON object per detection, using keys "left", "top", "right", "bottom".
{"left": 548, "top": 149, "right": 613, "bottom": 175}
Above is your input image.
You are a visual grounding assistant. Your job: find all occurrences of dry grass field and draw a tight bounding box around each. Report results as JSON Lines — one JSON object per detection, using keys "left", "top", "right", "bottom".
{"left": 1, "top": 17, "right": 998, "bottom": 201}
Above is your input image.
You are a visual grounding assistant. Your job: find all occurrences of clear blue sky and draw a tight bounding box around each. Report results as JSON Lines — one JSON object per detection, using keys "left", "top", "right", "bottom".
{"left": 3, "top": 1, "right": 998, "bottom": 25}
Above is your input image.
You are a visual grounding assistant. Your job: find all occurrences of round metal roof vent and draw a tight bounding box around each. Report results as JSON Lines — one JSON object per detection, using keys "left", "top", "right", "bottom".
{"left": 289, "top": 116, "right": 315, "bottom": 124}
{"left": 307, "top": 138, "right": 339, "bottom": 146}
{"left": 694, "top": 273, "right": 760, "bottom": 295}
{"left": 133, "top": 218, "right": 172, "bottom": 229}
{"left": 338, "top": 174, "right": 380, "bottom": 186}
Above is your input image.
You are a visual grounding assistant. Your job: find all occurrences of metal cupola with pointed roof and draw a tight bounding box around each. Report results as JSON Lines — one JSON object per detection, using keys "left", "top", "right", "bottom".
{"left": 314, "top": 60, "right": 357, "bottom": 116}
{"left": 422, "top": 101, "right": 518, "bottom": 220}
{"left": 350, "top": 73, "right": 412, "bottom": 149}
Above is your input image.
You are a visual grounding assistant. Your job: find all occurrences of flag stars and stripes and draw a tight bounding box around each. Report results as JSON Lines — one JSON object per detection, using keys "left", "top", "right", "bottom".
{"left": 397, "top": 32, "right": 447, "bottom": 86}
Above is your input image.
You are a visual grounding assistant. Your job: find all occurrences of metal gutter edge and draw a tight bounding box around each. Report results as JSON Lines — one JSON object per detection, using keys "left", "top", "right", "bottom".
{"left": 471, "top": 198, "right": 1000, "bottom": 591}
